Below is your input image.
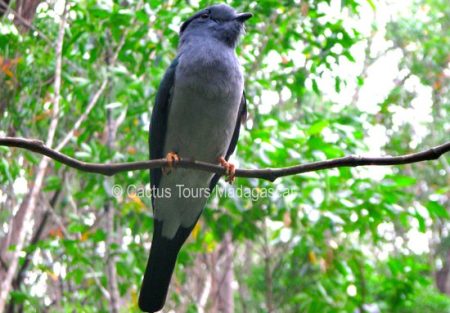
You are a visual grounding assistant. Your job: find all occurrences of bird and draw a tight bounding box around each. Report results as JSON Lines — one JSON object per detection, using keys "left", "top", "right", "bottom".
{"left": 139, "top": 4, "right": 252, "bottom": 312}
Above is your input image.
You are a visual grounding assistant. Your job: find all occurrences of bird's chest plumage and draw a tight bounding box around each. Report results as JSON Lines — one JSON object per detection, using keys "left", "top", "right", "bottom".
{"left": 164, "top": 42, "right": 243, "bottom": 162}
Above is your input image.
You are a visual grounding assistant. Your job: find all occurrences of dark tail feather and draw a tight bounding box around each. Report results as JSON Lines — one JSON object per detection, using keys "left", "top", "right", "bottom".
{"left": 138, "top": 220, "right": 193, "bottom": 312}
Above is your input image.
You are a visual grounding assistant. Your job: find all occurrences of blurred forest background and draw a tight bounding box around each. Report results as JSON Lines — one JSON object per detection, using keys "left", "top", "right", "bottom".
{"left": 0, "top": 0, "right": 449, "bottom": 312}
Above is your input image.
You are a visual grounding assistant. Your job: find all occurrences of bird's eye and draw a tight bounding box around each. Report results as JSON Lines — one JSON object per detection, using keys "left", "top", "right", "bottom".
{"left": 200, "top": 13, "right": 209, "bottom": 19}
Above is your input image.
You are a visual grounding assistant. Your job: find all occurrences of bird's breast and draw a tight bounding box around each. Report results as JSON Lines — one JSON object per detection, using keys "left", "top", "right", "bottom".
{"left": 177, "top": 44, "right": 243, "bottom": 99}
{"left": 163, "top": 44, "right": 243, "bottom": 164}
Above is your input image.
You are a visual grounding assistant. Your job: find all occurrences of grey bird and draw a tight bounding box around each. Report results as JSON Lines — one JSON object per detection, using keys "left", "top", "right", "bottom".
{"left": 139, "top": 4, "right": 252, "bottom": 312}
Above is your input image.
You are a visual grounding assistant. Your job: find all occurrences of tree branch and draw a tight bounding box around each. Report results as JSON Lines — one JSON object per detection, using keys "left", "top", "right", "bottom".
{"left": 1, "top": 137, "right": 449, "bottom": 182}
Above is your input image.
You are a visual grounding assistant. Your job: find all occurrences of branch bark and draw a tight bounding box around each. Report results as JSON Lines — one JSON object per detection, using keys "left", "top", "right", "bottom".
{"left": 12, "top": 0, "right": 42, "bottom": 32}
{"left": 0, "top": 137, "right": 449, "bottom": 182}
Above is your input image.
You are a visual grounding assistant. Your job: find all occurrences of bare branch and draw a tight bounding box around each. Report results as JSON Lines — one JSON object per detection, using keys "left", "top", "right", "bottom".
{"left": 55, "top": 80, "right": 108, "bottom": 151}
{"left": 0, "top": 137, "right": 449, "bottom": 182}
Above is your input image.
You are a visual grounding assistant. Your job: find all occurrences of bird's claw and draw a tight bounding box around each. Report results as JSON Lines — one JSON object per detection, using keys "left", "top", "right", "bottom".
{"left": 163, "top": 152, "right": 180, "bottom": 175}
{"left": 219, "top": 157, "right": 236, "bottom": 183}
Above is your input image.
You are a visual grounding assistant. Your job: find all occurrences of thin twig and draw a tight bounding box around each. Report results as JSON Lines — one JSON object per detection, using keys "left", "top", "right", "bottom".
{"left": 55, "top": 80, "right": 108, "bottom": 151}
{"left": 103, "top": 46, "right": 121, "bottom": 312}
{"left": 262, "top": 219, "right": 274, "bottom": 313}
{"left": 0, "top": 137, "right": 449, "bottom": 182}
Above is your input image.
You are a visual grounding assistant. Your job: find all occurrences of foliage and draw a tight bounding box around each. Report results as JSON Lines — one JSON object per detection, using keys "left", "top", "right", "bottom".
{"left": 0, "top": 0, "right": 449, "bottom": 312}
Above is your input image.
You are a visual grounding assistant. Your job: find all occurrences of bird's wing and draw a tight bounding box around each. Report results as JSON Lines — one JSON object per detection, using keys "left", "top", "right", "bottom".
{"left": 208, "top": 91, "right": 247, "bottom": 191}
{"left": 141, "top": 58, "right": 179, "bottom": 312}
{"left": 149, "top": 57, "right": 179, "bottom": 206}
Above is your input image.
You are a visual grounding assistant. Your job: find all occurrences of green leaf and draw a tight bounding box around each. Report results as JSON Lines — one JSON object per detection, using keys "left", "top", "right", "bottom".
{"left": 342, "top": 51, "right": 356, "bottom": 62}
{"left": 366, "top": 0, "right": 376, "bottom": 10}
{"left": 391, "top": 175, "right": 417, "bottom": 187}
{"left": 312, "top": 79, "right": 320, "bottom": 95}
{"left": 426, "top": 201, "right": 449, "bottom": 219}
{"left": 43, "top": 175, "right": 62, "bottom": 191}
{"left": 307, "top": 120, "right": 329, "bottom": 135}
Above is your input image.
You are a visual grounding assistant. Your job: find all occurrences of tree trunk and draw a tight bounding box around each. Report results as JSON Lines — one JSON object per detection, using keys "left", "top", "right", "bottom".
{"left": 13, "top": 0, "right": 42, "bottom": 32}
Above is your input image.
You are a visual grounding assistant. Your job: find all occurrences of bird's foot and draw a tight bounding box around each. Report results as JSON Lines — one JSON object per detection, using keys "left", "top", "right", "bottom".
{"left": 219, "top": 156, "right": 236, "bottom": 183}
{"left": 163, "top": 152, "right": 180, "bottom": 175}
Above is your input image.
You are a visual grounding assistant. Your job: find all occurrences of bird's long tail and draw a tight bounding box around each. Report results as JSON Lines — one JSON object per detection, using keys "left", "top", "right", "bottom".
{"left": 138, "top": 220, "right": 194, "bottom": 312}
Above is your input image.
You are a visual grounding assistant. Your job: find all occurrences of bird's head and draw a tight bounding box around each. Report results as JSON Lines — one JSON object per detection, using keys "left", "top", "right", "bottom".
{"left": 180, "top": 4, "right": 252, "bottom": 48}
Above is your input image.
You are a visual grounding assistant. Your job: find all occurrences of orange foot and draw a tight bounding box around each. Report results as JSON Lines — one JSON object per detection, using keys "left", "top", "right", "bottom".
{"left": 163, "top": 152, "right": 180, "bottom": 175}
{"left": 219, "top": 156, "right": 236, "bottom": 183}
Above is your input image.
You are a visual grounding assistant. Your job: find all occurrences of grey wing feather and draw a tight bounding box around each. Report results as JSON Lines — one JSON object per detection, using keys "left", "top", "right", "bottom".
{"left": 149, "top": 57, "right": 179, "bottom": 206}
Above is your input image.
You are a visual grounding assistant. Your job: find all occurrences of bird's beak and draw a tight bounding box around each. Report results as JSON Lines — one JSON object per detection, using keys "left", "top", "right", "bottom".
{"left": 234, "top": 12, "right": 253, "bottom": 22}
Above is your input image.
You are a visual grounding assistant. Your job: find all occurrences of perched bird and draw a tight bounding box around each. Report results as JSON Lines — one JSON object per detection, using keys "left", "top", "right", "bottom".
{"left": 139, "top": 4, "right": 252, "bottom": 312}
